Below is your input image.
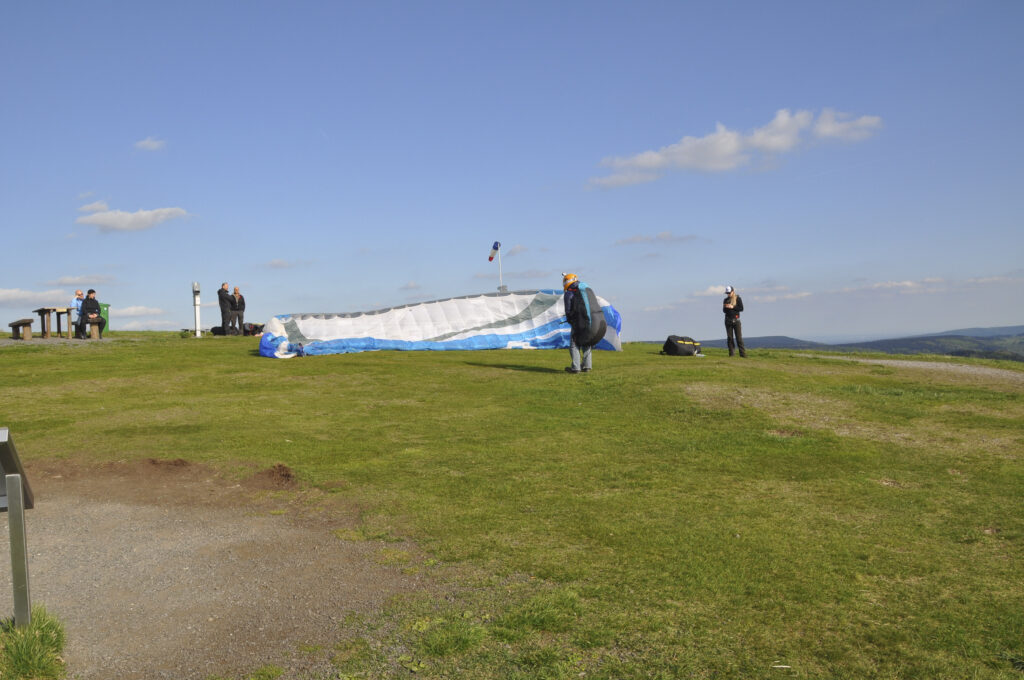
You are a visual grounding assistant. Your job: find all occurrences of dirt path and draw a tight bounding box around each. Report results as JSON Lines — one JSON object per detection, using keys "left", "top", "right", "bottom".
{"left": 806, "top": 355, "right": 1024, "bottom": 386}
{"left": 0, "top": 459, "right": 425, "bottom": 679}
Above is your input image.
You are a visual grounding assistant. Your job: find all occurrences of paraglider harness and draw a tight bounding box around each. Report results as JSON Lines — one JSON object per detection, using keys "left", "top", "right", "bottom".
{"left": 565, "top": 282, "right": 607, "bottom": 347}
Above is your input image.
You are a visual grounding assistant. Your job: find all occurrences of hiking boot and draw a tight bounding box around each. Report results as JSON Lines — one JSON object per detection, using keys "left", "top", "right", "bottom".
{"left": 565, "top": 367, "right": 580, "bottom": 373}
{"left": 581, "top": 367, "right": 592, "bottom": 372}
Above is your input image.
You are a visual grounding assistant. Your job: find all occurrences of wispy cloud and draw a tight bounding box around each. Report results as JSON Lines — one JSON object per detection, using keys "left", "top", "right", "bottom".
{"left": 475, "top": 269, "right": 554, "bottom": 281}
{"left": 591, "top": 108, "right": 882, "bottom": 187}
{"left": 840, "top": 279, "right": 946, "bottom": 295}
{"left": 119, "top": 319, "right": 178, "bottom": 330}
{"left": 693, "top": 285, "right": 728, "bottom": 297}
{"left": 78, "top": 200, "right": 108, "bottom": 213}
{"left": 751, "top": 291, "right": 812, "bottom": 303}
{"left": 400, "top": 281, "right": 421, "bottom": 291}
{"left": 505, "top": 244, "right": 527, "bottom": 257}
{"left": 76, "top": 207, "right": 189, "bottom": 232}
{"left": 45, "top": 274, "right": 115, "bottom": 287}
{"left": 265, "top": 258, "right": 313, "bottom": 269}
{"left": 813, "top": 109, "right": 883, "bottom": 142}
{"left": 0, "top": 288, "right": 68, "bottom": 307}
{"left": 615, "top": 231, "right": 698, "bottom": 246}
{"left": 115, "top": 306, "right": 165, "bottom": 317}
{"left": 134, "top": 136, "right": 166, "bottom": 151}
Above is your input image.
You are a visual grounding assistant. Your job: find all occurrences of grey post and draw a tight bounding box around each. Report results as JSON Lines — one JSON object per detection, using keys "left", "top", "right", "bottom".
{"left": 6, "top": 475, "right": 30, "bottom": 626}
{"left": 0, "top": 428, "right": 35, "bottom": 628}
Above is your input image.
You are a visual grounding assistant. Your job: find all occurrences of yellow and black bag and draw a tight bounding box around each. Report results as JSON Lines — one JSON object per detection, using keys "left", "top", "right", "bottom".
{"left": 662, "top": 335, "right": 701, "bottom": 356}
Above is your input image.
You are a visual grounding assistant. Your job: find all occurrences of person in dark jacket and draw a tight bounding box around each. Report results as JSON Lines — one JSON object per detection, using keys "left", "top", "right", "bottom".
{"left": 217, "top": 282, "right": 232, "bottom": 332}
{"left": 80, "top": 289, "right": 106, "bottom": 339}
{"left": 722, "top": 285, "right": 746, "bottom": 357}
{"left": 562, "top": 273, "right": 593, "bottom": 373}
{"left": 229, "top": 286, "right": 245, "bottom": 334}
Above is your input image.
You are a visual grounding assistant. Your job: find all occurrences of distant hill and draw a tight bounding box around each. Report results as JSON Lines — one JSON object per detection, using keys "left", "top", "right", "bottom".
{"left": 697, "top": 324, "right": 1024, "bottom": 362}
{"left": 699, "top": 336, "right": 829, "bottom": 350}
{"left": 911, "top": 324, "right": 1024, "bottom": 338}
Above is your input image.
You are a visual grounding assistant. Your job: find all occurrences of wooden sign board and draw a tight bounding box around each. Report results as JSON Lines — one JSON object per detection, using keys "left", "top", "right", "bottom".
{"left": 0, "top": 428, "right": 34, "bottom": 511}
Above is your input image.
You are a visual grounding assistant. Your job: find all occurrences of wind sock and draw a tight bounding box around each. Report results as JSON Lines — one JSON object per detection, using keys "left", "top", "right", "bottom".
{"left": 488, "top": 241, "right": 501, "bottom": 262}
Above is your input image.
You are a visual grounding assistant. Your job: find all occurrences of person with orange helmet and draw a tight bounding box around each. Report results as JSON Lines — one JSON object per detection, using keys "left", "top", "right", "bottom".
{"left": 562, "top": 272, "right": 607, "bottom": 373}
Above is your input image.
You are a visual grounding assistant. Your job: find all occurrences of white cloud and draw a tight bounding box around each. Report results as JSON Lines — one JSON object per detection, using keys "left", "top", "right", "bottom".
{"left": 589, "top": 170, "right": 661, "bottom": 188}
{"left": 266, "top": 258, "right": 313, "bottom": 269}
{"left": 616, "top": 231, "right": 698, "bottom": 245}
{"left": 115, "top": 306, "right": 165, "bottom": 317}
{"left": 474, "top": 269, "right": 554, "bottom": 281}
{"left": 506, "top": 245, "right": 527, "bottom": 257}
{"left": 400, "top": 281, "right": 420, "bottom": 291}
{"left": 751, "top": 291, "right": 813, "bottom": 303}
{"left": 45, "top": 275, "right": 115, "bottom": 287}
{"left": 134, "top": 136, "right": 166, "bottom": 151}
{"left": 747, "top": 109, "right": 813, "bottom": 152}
{"left": 76, "top": 207, "right": 188, "bottom": 232}
{"left": 597, "top": 123, "right": 747, "bottom": 186}
{"left": 813, "top": 108, "right": 883, "bottom": 142}
{"left": 591, "top": 108, "right": 881, "bottom": 187}
{"left": 965, "top": 275, "right": 1018, "bottom": 285}
{"left": 837, "top": 277, "right": 949, "bottom": 296}
{"left": 119, "top": 319, "right": 178, "bottom": 330}
{"left": 78, "top": 200, "right": 108, "bottom": 213}
{"left": 0, "top": 288, "right": 68, "bottom": 308}
{"left": 693, "top": 285, "right": 728, "bottom": 297}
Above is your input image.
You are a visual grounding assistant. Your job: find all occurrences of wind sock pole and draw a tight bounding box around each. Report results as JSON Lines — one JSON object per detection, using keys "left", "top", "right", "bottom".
{"left": 498, "top": 247, "right": 505, "bottom": 292}
{"left": 489, "top": 241, "right": 507, "bottom": 293}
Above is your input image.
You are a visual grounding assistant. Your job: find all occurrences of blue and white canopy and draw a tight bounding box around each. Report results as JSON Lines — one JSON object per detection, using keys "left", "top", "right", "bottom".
{"left": 258, "top": 289, "right": 622, "bottom": 358}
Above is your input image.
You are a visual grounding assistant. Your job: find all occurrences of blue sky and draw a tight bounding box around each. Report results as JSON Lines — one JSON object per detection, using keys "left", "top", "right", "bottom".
{"left": 2, "top": 1, "right": 1021, "bottom": 342}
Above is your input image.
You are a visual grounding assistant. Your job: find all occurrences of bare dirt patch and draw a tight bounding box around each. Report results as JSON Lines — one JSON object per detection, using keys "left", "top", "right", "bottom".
{"left": 803, "top": 355, "right": 1024, "bottom": 389}
{"left": 682, "top": 382, "right": 1021, "bottom": 455}
{"left": 0, "top": 459, "right": 428, "bottom": 679}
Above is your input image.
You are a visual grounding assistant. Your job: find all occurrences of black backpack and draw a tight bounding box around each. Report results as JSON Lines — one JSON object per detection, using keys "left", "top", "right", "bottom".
{"left": 568, "top": 283, "right": 607, "bottom": 347}
{"left": 662, "top": 335, "right": 701, "bottom": 356}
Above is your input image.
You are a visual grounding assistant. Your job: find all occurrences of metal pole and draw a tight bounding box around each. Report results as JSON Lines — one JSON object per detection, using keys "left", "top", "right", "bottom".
{"left": 498, "top": 248, "right": 505, "bottom": 292}
{"left": 193, "top": 283, "right": 201, "bottom": 337}
{"left": 6, "top": 474, "right": 31, "bottom": 627}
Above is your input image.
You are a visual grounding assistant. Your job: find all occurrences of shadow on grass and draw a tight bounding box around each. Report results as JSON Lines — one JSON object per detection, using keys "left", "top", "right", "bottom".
{"left": 462, "top": 361, "right": 564, "bottom": 373}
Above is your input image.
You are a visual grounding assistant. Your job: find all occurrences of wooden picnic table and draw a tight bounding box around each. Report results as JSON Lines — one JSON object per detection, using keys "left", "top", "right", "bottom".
{"left": 32, "top": 307, "right": 73, "bottom": 339}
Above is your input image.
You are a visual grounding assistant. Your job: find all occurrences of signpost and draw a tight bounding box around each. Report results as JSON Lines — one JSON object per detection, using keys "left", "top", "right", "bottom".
{"left": 0, "top": 428, "right": 34, "bottom": 627}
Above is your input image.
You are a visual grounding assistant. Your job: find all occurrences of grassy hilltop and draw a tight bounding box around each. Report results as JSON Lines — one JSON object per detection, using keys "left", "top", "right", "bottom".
{"left": 2, "top": 333, "right": 1023, "bottom": 679}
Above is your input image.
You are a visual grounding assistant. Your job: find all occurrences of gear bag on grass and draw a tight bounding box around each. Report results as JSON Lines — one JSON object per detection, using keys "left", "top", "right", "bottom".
{"left": 662, "top": 335, "right": 701, "bottom": 356}
{"left": 568, "top": 283, "right": 608, "bottom": 347}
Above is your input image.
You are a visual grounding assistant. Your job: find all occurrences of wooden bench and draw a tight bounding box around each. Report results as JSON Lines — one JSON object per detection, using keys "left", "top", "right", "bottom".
{"left": 86, "top": 320, "right": 102, "bottom": 339}
{"left": 8, "top": 319, "right": 33, "bottom": 340}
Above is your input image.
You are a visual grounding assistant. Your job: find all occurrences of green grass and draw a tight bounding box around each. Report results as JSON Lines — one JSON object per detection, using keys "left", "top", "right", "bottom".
{"left": 0, "top": 607, "right": 66, "bottom": 679}
{"left": 3, "top": 332, "right": 1023, "bottom": 678}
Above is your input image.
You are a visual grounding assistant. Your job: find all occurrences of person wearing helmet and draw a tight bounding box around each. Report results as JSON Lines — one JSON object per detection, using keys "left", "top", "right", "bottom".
{"left": 562, "top": 272, "right": 593, "bottom": 373}
{"left": 722, "top": 285, "right": 746, "bottom": 357}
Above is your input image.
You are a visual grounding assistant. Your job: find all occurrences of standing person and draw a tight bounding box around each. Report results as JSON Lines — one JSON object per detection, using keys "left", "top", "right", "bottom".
{"left": 562, "top": 273, "right": 606, "bottom": 373}
{"left": 230, "top": 286, "right": 245, "bottom": 334}
{"left": 722, "top": 285, "right": 746, "bottom": 358}
{"left": 70, "top": 289, "right": 85, "bottom": 338}
{"left": 217, "top": 282, "right": 232, "bottom": 333}
{"left": 80, "top": 289, "right": 106, "bottom": 339}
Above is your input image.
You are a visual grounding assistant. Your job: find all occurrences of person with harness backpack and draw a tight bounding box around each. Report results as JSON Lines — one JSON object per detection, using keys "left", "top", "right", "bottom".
{"left": 562, "top": 273, "right": 607, "bottom": 373}
{"left": 722, "top": 285, "right": 746, "bottom": 358}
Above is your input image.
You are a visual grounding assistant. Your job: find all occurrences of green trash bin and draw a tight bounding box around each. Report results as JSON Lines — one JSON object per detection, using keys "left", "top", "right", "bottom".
{"left": 99, "top": 303, "right": 110, "bottom": 332}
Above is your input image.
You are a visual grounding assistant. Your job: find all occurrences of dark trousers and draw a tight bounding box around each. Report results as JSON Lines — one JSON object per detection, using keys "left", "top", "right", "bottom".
{"left": 229, "top": 311, "right": 243, "bottom": 334}
{"left": 726, "top": 320, "right": 746, "bottom": 357}
{"left": 220, "top": 308, "right": 231, "bottom": 331}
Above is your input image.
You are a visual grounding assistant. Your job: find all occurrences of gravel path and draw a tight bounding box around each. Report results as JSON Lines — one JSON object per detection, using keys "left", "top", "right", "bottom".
{"left": 806, "top": 355, "right": 1024, "bottom": 385}
{"left": 0, "top": 460, "right": 425, "bottom": 679}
